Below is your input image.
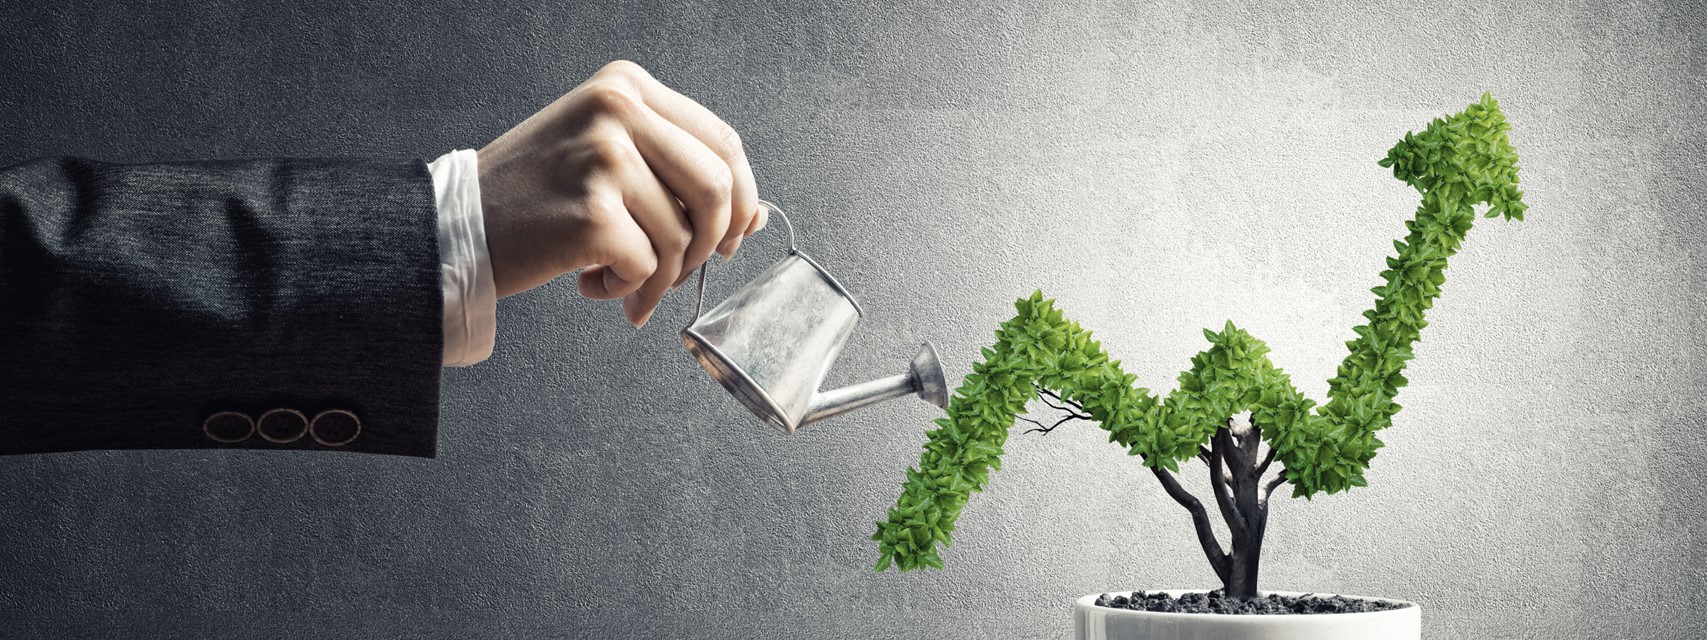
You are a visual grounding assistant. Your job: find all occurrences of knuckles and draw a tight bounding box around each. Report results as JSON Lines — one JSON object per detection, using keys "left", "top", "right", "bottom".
{"left": 726, "top": 201, "right": 757, "bottom": 231}
{"left": 556, "top": 60, "right": 745, "bottom": 262}
{"left": 580, "top": 192, "right": 628, "bottom": 232}
{"left": 577, "top": 130, "right": 632, "bottom": 172}
{"left": 689, "top": 162, "right": 735, "bottom": 208}
{"left": 575, "top": 82, "right": 641, "bottom": 120}
{"left": 598, "top": 59, "right": 650, "bottom": 83}
{"left": 712, "top": 123, "right": 744, "bottom": 159}
{"left": 658, "top": 227, "right": 691, "bottom": 256}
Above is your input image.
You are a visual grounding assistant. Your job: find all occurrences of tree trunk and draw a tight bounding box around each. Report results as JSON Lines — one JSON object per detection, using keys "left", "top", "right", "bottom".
{"left": 1224, "top": 549, "right": 1261, "bottom": 599}
{"left": 1202, "top": 415, "right": 1276, "bottom": 600}
{"left": 1038, "top": 392, "right": 1283, "bottom": 601}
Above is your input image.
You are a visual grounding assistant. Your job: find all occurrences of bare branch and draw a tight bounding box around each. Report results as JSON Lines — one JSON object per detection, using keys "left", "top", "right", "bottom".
{"left": 1254, "top": 469, "right": 1291, "bottom": 541}
{"left": 1033, "top": 383, "right": 1071, "bottom": 405}
{"left": 1150, "top": 464, "right": 1230, "bottom": 583}
{"left": 1243, "top": 419, "right": 1264, "bottom": 464}
{"left": 1260, "top": 472, "right": 1289, "bottom": 508}
{"left": 1023, "top": 414, "right": 1086, "bottom": 435}
{"left": 1254, "top": 445, "right": 1277, "bottom": 479}
{"left": 1206, "top": 440, "right": 1247, "bottom": 541}
{"left": 1034, "top": 384, "right": 1092, "bottom": 419}
{"left": 1018, "top": 385, "right": 1098, "bottom": 435}
{"left": 1214, "top": 428, "right": 1244, "bottom": 476}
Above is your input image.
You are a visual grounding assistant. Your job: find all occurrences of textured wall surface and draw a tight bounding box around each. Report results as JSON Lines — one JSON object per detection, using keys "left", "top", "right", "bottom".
{"left": 2, "top": 1, "right": 1703, "bottom": 638}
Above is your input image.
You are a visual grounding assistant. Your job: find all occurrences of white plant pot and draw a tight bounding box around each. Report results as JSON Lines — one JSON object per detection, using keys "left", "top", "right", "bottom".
{"left": 1075, "top": 590, "right": 1420, "bottom": 640}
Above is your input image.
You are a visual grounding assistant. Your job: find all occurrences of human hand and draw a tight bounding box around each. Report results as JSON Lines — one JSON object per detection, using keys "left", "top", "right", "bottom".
{"left": 476, "top": 60, "right": 766, "bottom": 327}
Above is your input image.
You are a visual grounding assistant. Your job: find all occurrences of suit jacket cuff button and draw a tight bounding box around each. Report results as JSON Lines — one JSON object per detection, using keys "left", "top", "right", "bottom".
{"left": 257, "top": 408, "right": 309, "bottom": 443}
{"left": 203, "top": 412, "right": 255, "bottom": 443}
{"left": 310, "top": 409, "right": 361, "bottom": 447}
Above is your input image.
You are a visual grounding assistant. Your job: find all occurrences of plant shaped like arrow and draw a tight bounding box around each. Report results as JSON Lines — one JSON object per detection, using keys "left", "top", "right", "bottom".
{"left": 874, "top": 93, "right": 1527, "bottom": 598}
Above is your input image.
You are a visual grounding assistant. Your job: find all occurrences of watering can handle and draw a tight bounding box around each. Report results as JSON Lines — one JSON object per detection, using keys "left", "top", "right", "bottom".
{"left": 689, "top": 200, "right": 796, "bottom": 322}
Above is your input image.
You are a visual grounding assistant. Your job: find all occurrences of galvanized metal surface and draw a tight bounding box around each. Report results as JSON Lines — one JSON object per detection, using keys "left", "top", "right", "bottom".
{"left": 683, "top": 202, "right": 946, "bottom": 433}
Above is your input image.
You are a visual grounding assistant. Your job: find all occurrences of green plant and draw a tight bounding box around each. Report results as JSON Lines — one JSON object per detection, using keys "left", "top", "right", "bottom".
{"left": 873, "top": 93, "right": 1527, "bottom": 599}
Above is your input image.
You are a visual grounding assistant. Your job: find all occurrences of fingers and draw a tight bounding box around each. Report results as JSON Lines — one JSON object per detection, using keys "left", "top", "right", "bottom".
{"left": 744, "top": 201, "right": 769, "bottom": 237}
{"left": 614, "top": 149, "right": 693, "bottom": 328}
{"left": 623, "top": 101, "right": 733, "bottom": 293}
{"left": 597, "top": 61, "right": 760, "bottom": 264}
{"left": 575, "top": 193, "right": 657, "bottom": 304}
{"left": 565, "top": 61, "right": 768, "bottom": 326}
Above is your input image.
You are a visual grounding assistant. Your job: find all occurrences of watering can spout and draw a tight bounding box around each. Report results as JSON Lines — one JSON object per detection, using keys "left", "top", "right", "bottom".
{"left": 802, "top": 343, "right": 950, "bottom": 427}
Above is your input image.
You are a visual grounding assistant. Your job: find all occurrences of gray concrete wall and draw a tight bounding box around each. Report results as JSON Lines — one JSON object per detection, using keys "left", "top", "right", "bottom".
{"left": 2, "top": 1, "right": 1703, "bottom": 637}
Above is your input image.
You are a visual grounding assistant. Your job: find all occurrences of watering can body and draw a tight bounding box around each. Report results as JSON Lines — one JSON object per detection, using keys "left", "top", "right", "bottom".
{"left": 681, "top": 202, "right": 948, "bottom": 433}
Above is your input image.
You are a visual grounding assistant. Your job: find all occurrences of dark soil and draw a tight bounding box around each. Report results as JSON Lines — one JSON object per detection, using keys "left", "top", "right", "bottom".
{"left": 1093, "top": 590, "right": 1411, "bottom": 615}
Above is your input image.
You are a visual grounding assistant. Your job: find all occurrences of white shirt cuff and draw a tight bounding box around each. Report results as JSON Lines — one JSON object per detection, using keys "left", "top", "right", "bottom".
{"left": 427, "top": 149, "right": 497, "bottom": 367}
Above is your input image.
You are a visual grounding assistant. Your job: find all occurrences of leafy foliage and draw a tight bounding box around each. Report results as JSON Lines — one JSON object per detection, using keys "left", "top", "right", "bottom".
{"left": 874, "top": 93, "right": 1526, "bottom": 573}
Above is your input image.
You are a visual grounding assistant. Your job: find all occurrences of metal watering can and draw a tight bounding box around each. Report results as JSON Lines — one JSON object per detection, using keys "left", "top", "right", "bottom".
{"left": 682, "top": 201, "right": 949, "bottom": 434}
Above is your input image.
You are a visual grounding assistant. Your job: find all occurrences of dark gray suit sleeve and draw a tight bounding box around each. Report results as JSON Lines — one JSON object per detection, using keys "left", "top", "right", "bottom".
{"left": 0, "top": 156, "right": 443, "bottom": 457}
